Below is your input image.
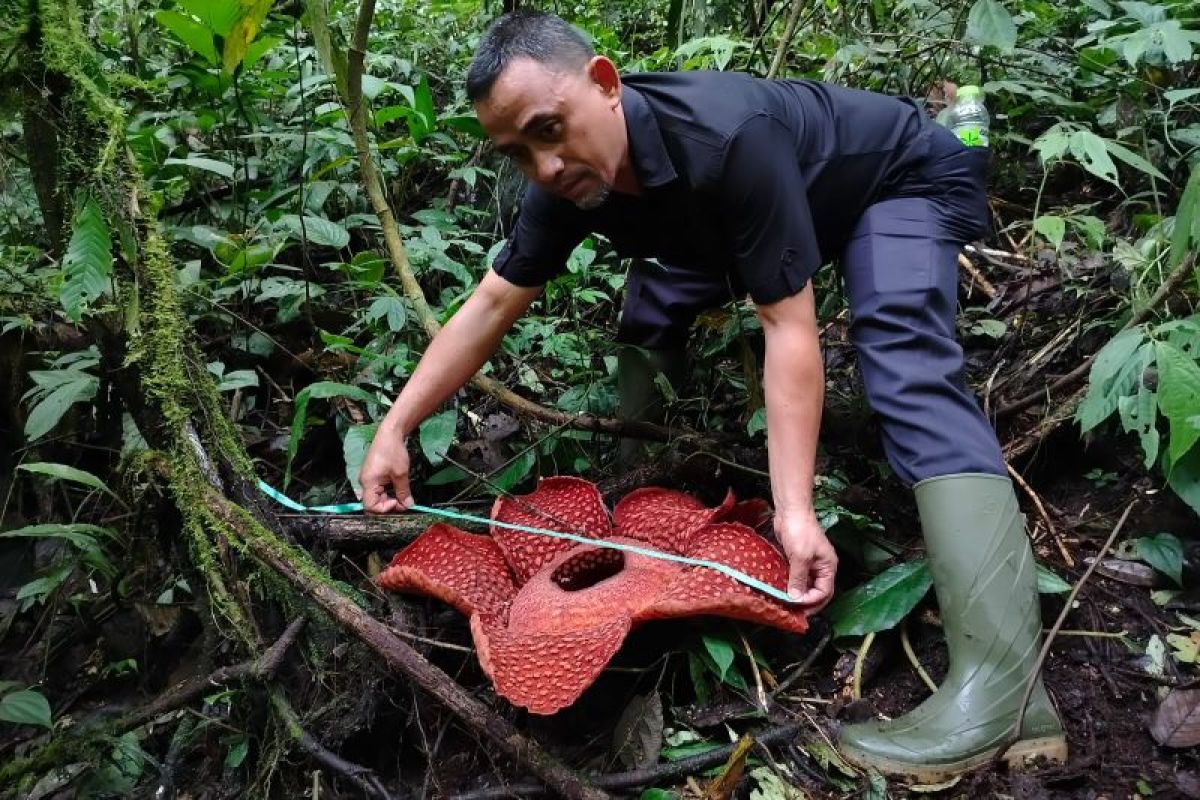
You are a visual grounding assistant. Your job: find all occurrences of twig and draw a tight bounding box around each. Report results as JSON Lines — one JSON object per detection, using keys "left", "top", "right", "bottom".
{"left": 766, "top": 0, "right": 806, "bottom": 79}
{"left": 998, "top": 251, "right": 1196, "bottom": 418}
{"left": 997, "top": 500, "right": 1136, "bottom": 760}
{"left": 448, "top": 722, "right": 809, "bottom": 800}
{"left": 900, "top": 622, "right": 938, "bottom": 694}
{"left": 957, "top": 253, "right": 998, "bottom": 299}
{"left": 271, "top": 690, "right": 398, "bottom": 800}
{"left": 1006, "top": 462, "right": 1074, "bottom": 568}
{"left": 772, "top": 630, "right": 832, "bottom": 697}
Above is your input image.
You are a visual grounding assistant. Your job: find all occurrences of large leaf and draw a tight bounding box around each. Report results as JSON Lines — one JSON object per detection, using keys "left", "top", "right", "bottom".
{"left": 1034, "top": 215, "right": 1066, "bottom": 249}
{"left": 1150, "top": 689, "right": 1200, "bottom": 748}
{"left": 1169, "top": 164, "right": 1200, "bottom": 270}
{"left": 966, "top": 0, "right": 1018, "bottom": 52}
{"left": 1069, "top": 130, "right": 1120, "bottom": 186}
{"left": 164, "top": 156, "right": 236, "bottom": 179}
{"left": 418, "top": 409, "right": 457, "bottom": 467}
{"left": 611, "top": 693, "right": 664, "bottom": 771}
{"left": 286, "top": 382, "right": 379, "bottom": 486}
{"left": 489, "top": 449, "right": 537, "bottom": 494}
{"left": 222, "top": 0, "right": 273, "bottom": 74}
{"left": 827, "top": 560, "right": 933, "bottom": 638}
{"left": 1154, "top": 341, "right": 1200, "bottom": 469}
{"left": 1135, "top": 533, "right": 1184, "bottom": 587}
{"left": 1103, "top": 140, "right": 1168, "bottom": 182}
{"left": 278, "top": 214, "right": 350, "bottom": 249}
{"left": 342, "top": 423, "right": 379, "bottom": 496}
{"left": 60, "top": 197, "right": 113, "bottom": 322}
{"left": 1077, "top": 328, "right": 1148, "bottom": 433}
{"left": 154, "top": 10, "right": 219, "bottom": 64}
{"left": 177, "top": 0, "right": 240, "bottom": 37}
{"left": 18, "top": 462, "right": 123, "bottom": 506}
{"left": 1168, "top": 443, "right": 1200, "bottom": 517}
{"left": 0, "top": 689, "right": 52, "bottom": 729}
{"left": 702, "top": 634, "right": 736, "bottom": 682}
{"left": 0, "top": 523, "right": 115, "bottom": 551}
{"left": 24, "top": 374, "right": 98, "bottom": 441}
{"left": 1037, "top": 564, "right": 1072, "bottom": 594}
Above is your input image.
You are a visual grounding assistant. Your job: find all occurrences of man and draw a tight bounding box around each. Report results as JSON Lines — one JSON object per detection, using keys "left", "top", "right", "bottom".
{"left": 358, "top": 10, "right": 1066, "bottom": 780}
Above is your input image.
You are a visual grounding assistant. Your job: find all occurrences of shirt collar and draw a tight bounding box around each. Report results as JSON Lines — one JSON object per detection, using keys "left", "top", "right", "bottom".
{"left": 621, "top": 85, "right": 678, "bottom": 188}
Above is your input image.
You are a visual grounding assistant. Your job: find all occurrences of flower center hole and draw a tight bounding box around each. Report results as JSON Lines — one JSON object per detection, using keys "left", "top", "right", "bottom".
{"left": 550, "top": 549, "right": 625, "bottom": 591}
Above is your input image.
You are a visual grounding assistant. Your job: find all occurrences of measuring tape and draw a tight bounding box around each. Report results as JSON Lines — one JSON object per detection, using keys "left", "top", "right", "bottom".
{"left": 257, "top": 480, "right": 799, "bottom": 604}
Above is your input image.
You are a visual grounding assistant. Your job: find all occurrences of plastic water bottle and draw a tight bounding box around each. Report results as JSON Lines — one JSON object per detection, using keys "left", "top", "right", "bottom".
{"left": 945, "top": 85, "right": 990, "bottom": 148}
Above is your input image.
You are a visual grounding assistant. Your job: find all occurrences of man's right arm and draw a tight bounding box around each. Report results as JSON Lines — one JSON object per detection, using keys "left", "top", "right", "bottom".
{"left": 358, "top": 268, "right": 542, "bottom": 513}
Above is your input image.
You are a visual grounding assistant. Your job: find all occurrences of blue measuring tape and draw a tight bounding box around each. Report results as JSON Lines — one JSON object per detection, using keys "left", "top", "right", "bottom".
{"left": 257, "top": 480, "right": 799, "bottom": 604}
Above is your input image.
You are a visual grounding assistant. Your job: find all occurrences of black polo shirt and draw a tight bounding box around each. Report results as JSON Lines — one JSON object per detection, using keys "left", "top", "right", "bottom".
{"left": 491, "top": 70, "right": 932, "bottom": 305}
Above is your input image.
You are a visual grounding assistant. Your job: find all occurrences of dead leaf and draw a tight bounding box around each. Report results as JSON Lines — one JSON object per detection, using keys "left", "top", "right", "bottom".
{"left": 610, "top": 693, "right": 663, "bottom": 770}
{"left": 1150, "top": 688, "right": 1200, "bottom": 747}
{"left": 702, "top": 734, "right": 753, "bottom": 800}
{"left": 1088, "top": 557, "right": 1160, "bottom": 587}
{"left": 134, "top": 602, "right": 181, "bottom": 637}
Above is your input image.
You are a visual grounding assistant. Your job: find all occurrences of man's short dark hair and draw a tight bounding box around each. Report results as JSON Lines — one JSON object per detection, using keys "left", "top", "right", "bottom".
{"left": 466, "top": 10, "right": 596, "bottom": 102}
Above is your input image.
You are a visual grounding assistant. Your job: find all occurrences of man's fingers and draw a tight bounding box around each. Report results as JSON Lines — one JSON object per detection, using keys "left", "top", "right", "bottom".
{"left": 787, "top": 555, "right": 810, "bottom": 601}
{"left": 392, "top": 477, "right": 415, "bottom": 510}
{"left": 363, "top": 483, "right": 399, "bottom": 514}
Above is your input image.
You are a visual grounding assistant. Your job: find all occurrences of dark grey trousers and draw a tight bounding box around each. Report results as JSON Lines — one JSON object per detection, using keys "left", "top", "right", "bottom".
{"left": 615, "top": 125, "right": 1006, "bottom": 485}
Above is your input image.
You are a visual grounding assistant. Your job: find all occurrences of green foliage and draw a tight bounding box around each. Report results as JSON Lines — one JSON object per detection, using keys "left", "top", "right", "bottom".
{"left": 1135, "top": 532, "right": 1185, "bottom": 586}
{"left": 286, "top": 382, "right": 381, "bottom": 486}
{"left": 0, "top": 688, "right": 53, "bottom": 729}
{"left": 22, "top": 349, "right": 100, "bottom": 442}
{"left": 826, "top": 560, "right": 932, "bottom": 638}
{"left": 59, "top": 196, "right": 113, "bottom": 322}
{"left": 17, "top": 462, "right": 126, "bottom": 507}
{"left": 418, "top": 408, "right": 457, "bottom": 467}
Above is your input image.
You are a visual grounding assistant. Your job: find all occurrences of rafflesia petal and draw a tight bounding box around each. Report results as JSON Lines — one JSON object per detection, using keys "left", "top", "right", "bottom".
{"left": 490, "top": 476, "right": 611, "bottom": 583}
{"left": 376, "top": 523, "right": 517, "bottom": 624}
{"left": 612, "top": 486, "right": 736, "bottom": 554}
{"left": 644, "top": 522, "right": 807, "bottom": 634}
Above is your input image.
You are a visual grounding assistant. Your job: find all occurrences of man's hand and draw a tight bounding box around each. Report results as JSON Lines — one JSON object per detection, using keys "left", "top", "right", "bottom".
{"left": 775, "top": 508, "right": 837, "bottom": 611}
{"left": 358, "top": 422, "right": 414, "bottom": 514}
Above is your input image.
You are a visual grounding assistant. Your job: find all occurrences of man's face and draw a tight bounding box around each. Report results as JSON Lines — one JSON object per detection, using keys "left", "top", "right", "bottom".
{"left": 475, "top": 56, "right": 627, "bottom": 209}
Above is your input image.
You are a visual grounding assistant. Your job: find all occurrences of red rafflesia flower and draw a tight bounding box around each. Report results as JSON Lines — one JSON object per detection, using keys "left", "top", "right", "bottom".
{"left": 377, "top": 477, "right": 808, "bottom": 714}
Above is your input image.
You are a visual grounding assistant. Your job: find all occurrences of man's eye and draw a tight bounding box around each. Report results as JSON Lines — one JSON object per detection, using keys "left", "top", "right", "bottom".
{"left": 541, "top": 121, "right": 563, "bottom": 139}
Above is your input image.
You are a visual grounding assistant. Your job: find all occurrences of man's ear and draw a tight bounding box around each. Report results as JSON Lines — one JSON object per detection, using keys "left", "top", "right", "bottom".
{"left": 586, "top": 56, "right": 621, "bottom": 106}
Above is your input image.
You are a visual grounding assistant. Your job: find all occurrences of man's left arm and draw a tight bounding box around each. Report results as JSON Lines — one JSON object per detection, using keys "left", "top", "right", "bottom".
{"left": 756, "top": 284, "right": 837, "bottom": 610}
{"left": 714, "top": 112, "right": 837, "bottom": 609}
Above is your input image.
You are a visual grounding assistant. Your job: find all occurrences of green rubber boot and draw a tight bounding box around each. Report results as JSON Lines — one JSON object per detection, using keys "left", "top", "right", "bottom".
{"left": 616, "top": 345, "right": 688, "bottom": 465}
{"left": 837, "top": 473, "right": 1067, "bottom": 783}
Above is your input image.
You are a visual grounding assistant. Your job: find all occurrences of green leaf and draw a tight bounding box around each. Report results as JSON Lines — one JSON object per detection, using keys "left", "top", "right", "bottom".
{"left": 1104, "top": 140, "right": 1168, "bottom": 182}
{"left": 24, "top": 374, "right": 98, "bottom": 441}
{"left": 418, "top": 409, "right": 457, "bottom": 467}
{"left": 0, "top": 522, "right": 114, "bottom": 551}
{"left": 1169, "top": 165, "right": 1200, "bottom": 270}
{"left": 224, "top": 734, "right": 250, "bottom": 769}
{"left": 1033, "top": 124, "right": 1071, "bottom": 164}
{"left": 1136, "top": 533, "right": 1184, "bottom": 587}
{"left": 966, "top": 0, "right": 1018, "bottom": 52}
{"left": 278, "top": 214, "right": 350, "bottom": 249}
{"left": 702, "top": 634, "right": 736, "bottom": 682}
{"left": 426, "top": 465, "right": 468, "bottom": 486}
{"left": 18, "top": 462, "right": 124, "bottom": 506}
{"left": 286, "top": 382, "right": 379, "bottom": 486}
{"left": 60, "top": 197, "right": 113, "bottom": 322}
{"left": 1037, "top": 564, "right": 1072, "bottom": 594}
{"left": 1155, "top": 342, "right": 1200, "bottom": 469}
{"left": 827, "top": 560, "right": 933, "bottom": 637}
{"left": 746, "top": 407, "right": 767, "bottom": 438}
{"left": 222, "top": 0, "right": 273, "bottom": 74}
{"left": 177, "top": 0, "right": 240, "bottom": 37}
{"left": 1077, "top": 329, "right": 1149, "bottom": 433}
{"left": 1168, "top": 442, "right": 1200, "bottom": 518}
{"left": 489, "top": 449, "right": 537, "bottom": 494}
{"left": 1034, "top": 215, "right": 1066, "bottom": 249}
{"left": 1069, "top": 130, "right": 1120, "bottom": 186}
{"left": 154, "top": 10, "right": 218, "bottom": 64}
{"left": 640, "top": 791, "right": 678, "bottom": 800}
{"left": 164, "top": 156, "right": 236, "bottom": 179}
{"left": 342, "top": 423, "right": 378, "bottom": 496}
{"left": 0, "top": 689, "right": 52, "bottom": 729}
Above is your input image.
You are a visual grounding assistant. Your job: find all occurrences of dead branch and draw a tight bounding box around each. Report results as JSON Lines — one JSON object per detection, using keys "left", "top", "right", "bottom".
{"left": 285, "top": 513, "right": 459, "bottom": 549}
{"left": 766, "top": 0, "right": 806, "bottom": 79}
{"left": 997, "top": 251, "right": 1197, "bottom": 418}
{"left": 957, "top": 252, "right": 998, "bottom": 299}
{"left": 448, "top": 721, "right": 809, "bottom": 799}
{"left": 271, "top": 690, "right": 400, "bottom": 800}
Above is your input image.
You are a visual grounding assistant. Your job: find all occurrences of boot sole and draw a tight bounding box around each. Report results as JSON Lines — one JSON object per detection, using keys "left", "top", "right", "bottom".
{"left": 838, "top": 734, "right": 1068, "bottom": 784}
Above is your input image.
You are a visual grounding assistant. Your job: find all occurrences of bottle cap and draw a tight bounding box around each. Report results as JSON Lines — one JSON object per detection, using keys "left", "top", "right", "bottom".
{"left": 957, "top": 85, "right": 983, "bottom": 101}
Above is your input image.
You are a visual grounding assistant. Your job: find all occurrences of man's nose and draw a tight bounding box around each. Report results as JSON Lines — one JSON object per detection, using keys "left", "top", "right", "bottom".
{"left": 533, "top": 151, "right": 564, "bottom": 185}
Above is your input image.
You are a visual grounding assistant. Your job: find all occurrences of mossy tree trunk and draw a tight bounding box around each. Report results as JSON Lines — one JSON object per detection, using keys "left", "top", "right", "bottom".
{"left": 3, "top": 3, "right": 608, "bottom": 798}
